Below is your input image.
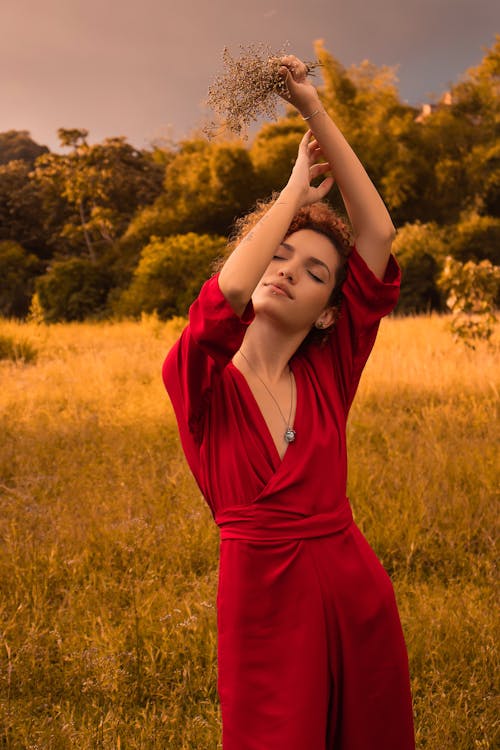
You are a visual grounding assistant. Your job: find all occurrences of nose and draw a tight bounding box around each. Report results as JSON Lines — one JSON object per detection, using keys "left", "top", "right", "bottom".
{"left": 278, "top": 265, "right": 294, "bottom": 281}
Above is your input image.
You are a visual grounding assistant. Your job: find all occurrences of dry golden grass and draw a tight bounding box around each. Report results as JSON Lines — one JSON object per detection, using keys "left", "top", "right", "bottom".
{"left": 0, "top": 313, "right": 498, "bottom": 748}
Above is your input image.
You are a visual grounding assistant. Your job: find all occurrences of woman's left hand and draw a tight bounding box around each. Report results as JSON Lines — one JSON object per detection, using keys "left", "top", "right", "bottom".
{"left": 284, "top": 129, "right": 335, "bottom": 207}
{"left": 277, "top": 54, "right": 321, "bottom": 116}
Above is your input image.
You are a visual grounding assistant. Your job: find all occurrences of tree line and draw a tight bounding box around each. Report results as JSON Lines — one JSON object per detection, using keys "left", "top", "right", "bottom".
{"left": 1, "top": 37, "right": 498, "bottom": 322}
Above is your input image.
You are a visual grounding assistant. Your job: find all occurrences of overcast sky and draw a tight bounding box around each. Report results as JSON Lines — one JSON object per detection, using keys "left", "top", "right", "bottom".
{"left": 1, "top": 0, "right": 498, "bottom": 153}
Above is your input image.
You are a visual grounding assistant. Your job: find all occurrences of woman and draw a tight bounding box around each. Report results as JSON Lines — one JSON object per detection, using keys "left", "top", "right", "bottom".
{"left": 162, "top": 55, "right": 415, "bottom": 749}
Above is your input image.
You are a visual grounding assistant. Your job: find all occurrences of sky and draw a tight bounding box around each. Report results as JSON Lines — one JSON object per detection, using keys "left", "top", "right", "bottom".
{"left": 1, "top": 0, "right": 498, "bottom": 153}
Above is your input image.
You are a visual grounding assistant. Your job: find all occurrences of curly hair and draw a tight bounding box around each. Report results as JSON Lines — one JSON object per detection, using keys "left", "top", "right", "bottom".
{"left": 211, "top": 194, "right": 353, "bottom": 349}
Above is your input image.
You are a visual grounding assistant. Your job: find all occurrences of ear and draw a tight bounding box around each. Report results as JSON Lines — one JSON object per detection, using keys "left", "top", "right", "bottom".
{"left": 315, "top": 305, "right": 340, "bottom": 330}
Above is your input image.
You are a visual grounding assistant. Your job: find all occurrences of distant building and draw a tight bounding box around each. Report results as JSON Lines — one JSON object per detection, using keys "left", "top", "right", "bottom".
{"left": 415, "top": 92, "right": 453, "bottom": 123}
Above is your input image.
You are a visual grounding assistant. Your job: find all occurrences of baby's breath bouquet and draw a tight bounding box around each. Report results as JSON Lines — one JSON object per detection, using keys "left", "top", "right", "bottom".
{"left": 203, "top": 42, "right": 322, "bottom": 139}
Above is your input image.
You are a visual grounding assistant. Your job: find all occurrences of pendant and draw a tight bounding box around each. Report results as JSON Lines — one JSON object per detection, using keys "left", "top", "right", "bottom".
{"left": 284, "top": 427, "right": 296, "bottom": 444}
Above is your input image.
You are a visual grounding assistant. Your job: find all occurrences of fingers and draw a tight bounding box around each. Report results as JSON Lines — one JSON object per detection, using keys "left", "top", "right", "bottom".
{"left": 308, "top": 141, "right": 323, "bottom": 159}
{"left": 299, "top": 131, "right": 322, "bottom": 153}
{"left": 304, "top": 134, "right": 324, "bottom": 157}
{"left": 316, "top": 175, "right": 335, "bottom": 198}
{"left": 309, "top": 162, "right": 335, "bottom": 200}
{"left": 298, "top": 134, "right": 330, "bottom": 184}
{"left": 299, "top": 129, "right": 313, "bottom": 149}
{"left": 280, "top": 55, "right": 308, "bottom": 80}
{"left": 309, "top": 162, "right": 332, "bottom": 180}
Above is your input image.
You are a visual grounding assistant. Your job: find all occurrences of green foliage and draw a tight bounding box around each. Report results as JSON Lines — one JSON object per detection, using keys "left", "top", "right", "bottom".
{"left": 117, "top": 233, "right": 227, "bottom": 319}
{"left": 314, "top": 40, "right": 426, "bottom": 224}
{"left": 313, "top": 41, "right": 358, "bottom": 134}
{"left": 36, "top": 257, "right": 113, "bottom": 322}
{"left": 444, "top": 212, "right": 500, "bottom": 264}
{"left": 117, "top": 140, "right": 259, "bottom": 276}
{"left": 57, "top": 127, "right": 89, "bottom": 149}
{"left": 116, "top": 203, "right": 176, "bottom": 264}
{"left": 0, "top": 241, "right": 41, "bottom": 318}
{"left": 419, "top": 36, "right": 500, "bottom": 224}
{"left": 451, "top": 34, "right": 499, "bottom": 128}
{"left": 127, "top": 139, "right": 257, "bottom": 242}
{"left": 0, "top": 332, "right": 37, "bottom": 362}
{"left": 0, "top": 129, "right": 49, "bottom": 166}
{"left": 0, "top": 160, "right": 49, "bottom": 257}
{"left": 464, "top": 140, "right": 500, "bottom": 218}
{"left": 1, "top": 39, "right": 500, "bottom": 324}
{"left": 312, "top": 37, "right": 500, "bottom": 226}
{"left": 31, "top": 133, "right": 164, "bottom": 259}
{"left": 437, "top": 255, "right": 500, "bottom": 346}
{"left": 249, "top": 119, "right": 305, "bottom": 196}
{"left": 393, "top": 223, "right": 447, "bottom": 313}
{"left": 161, "top": 139, "right": 259, "bottom": 235}
{"left": 394, "top": 214, "right": 500, "bottom": 316}
{"left": 378, "top": 117, "right": 434, "bottom": 225}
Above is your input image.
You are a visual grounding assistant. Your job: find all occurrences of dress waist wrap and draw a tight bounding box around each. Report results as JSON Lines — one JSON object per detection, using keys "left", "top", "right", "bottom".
{"left": 215, "top": 499, "right": 354, "bottom": 542}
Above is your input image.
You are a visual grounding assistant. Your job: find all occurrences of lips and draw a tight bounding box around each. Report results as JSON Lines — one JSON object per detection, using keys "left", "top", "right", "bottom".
{"left": 266, "top": 282, "right": 293, "bottom": 299}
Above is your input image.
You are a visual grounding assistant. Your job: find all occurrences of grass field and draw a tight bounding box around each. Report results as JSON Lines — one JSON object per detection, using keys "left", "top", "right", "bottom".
{"left": 0, "top": 314, "right": 498, "bottom": 749}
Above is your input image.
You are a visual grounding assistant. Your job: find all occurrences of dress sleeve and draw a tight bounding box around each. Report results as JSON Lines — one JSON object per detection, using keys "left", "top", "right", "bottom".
{"left": 162, "top": 272, "right": 255, "bottom": 445}
{"left": 328, "top": 245, "right": 401, "bottom": 411}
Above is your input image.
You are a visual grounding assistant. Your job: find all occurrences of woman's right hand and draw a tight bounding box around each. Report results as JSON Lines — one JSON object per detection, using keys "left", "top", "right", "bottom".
{"left": 277, "top": 55, "right": 321, "bottom": 116}
{"left": 283, "top": 130, "right": 335, "bottom": 208}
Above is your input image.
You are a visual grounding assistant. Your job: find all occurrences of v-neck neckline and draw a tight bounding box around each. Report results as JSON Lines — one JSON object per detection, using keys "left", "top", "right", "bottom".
{"left": 228, "top": 359, "right": 300, "bottom": 469}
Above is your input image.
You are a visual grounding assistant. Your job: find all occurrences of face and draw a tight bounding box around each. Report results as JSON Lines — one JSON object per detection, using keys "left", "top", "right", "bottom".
{"left": 251, "top": 228, "right": 342, "bottom": 334}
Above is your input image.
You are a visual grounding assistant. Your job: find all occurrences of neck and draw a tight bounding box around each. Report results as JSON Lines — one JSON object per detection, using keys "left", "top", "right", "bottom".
{"left": 235, "top": 316, "right": 305, "bottom": 385}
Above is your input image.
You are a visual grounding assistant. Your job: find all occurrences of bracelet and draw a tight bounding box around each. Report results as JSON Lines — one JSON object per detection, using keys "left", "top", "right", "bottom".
{"left": 301, "top": 108, "right": 322, "bottom": 121}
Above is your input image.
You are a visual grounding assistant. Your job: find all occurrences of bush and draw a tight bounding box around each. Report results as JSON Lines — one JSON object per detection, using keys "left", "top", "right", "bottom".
{"left": 0, "top": 333, "right": 37, "bottom": 363}
{"left": 437, "top": 255, "right": 500, "bottom": 346}
{"left": 250, "top": 120, "right": 304, "bottom": 197}
{"left": 444, "top": 213, "right": 500, "bottom": 264}
{"left": 116, "top": 233, "right": 227, "bottom": 319}
{"left": 0, "top": 240, "right": 41, "bottom": 318}
{"left": 392, "top": 222, "right": 447, "bottom": 313}
{"left": 36, "top": 257, "right": 112, "bottom": 322}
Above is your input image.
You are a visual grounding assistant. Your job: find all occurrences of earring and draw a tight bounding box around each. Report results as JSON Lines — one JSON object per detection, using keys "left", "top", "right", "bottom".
{"left": 315, "top": 322, "right": 324, "bottom": 329}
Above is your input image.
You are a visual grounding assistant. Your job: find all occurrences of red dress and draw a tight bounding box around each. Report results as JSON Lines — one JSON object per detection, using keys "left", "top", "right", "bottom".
{"left": 162, "top": 246, "right": 415, "bottom": 749}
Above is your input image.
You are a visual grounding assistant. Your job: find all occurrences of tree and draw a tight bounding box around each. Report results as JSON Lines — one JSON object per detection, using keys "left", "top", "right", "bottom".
{"left": 297, "top": 41, "right": 434, "bottom": 226}
{"left": 117, "top": 139, "right": 259, "bottom": 276}
{"left": 250, "top": 119, "right": 305, "bottom": 197}
{"left": 466, "top": 141, "right": 500, "bottom": 217}
{"left": 415, "top": 36, "right": 500, "bottom": 224}
{"left": 0, "top": 160, "right": 50, "bottom": 257}
{"left": 116, "top": 233, "right": 227, "bottom": 319}
{"left": 444, "top": 213, "right": 500, "bottom": 264}
{"left": 0, "top": 241, "right": 41, "bottom": 318}
{"left": 36, "top": 257, "right": 112, "bottom": 322}
{"left": 392, "top": 223, "right": 447, "bottom": 313}
{"left": 0, "top": 130, "right": 49, "bottom": 167}
{"left": 254, "top": 37, "right": 499, "bottom": 228}
{"left": 452, "top": 34, "right": 499, "bottom": 130}
{"left": 30, "top": 129, "right": 165, "bottom": 259}
{"left": 161, "top": 139, "right": 259, "bottom": 234}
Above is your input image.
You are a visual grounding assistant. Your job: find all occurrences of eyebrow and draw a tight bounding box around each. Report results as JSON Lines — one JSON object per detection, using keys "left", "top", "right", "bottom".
{"left": 279, "top": 242, "right": 331, "bottom": 279}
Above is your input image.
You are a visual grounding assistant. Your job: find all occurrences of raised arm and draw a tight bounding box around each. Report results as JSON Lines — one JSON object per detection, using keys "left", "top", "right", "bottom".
{"left": 218, "top": 131, "right": 333, "bottom": 315}
{"left": 279, "top": 55, "right": 396, "bottom": 280}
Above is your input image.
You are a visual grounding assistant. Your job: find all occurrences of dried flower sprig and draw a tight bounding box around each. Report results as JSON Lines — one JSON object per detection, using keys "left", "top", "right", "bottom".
{"left": 203, "top": 42, "right": 322, "bottom": 139}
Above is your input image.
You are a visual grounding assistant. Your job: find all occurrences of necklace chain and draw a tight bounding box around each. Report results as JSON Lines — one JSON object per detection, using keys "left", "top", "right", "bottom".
{"left": 237, "top": 349, "right": 296, "bottom": 444}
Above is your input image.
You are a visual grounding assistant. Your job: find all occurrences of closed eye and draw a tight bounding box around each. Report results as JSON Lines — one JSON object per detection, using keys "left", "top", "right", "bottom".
{"left": 308, "top": 271, "right": 323, "bottom": 282}
{"left": 273, "top": 255, "right": 326, "bottom": 284}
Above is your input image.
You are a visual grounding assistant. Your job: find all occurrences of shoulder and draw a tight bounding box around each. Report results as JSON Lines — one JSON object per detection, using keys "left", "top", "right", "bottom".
{"left": 343, "top": 244, "right": 401, "bottom": 315}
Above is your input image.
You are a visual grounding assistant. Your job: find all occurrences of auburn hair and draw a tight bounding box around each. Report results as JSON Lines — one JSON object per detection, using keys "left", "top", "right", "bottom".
{"left": 211, "top": 195, "right": 353, "bottom": 349}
